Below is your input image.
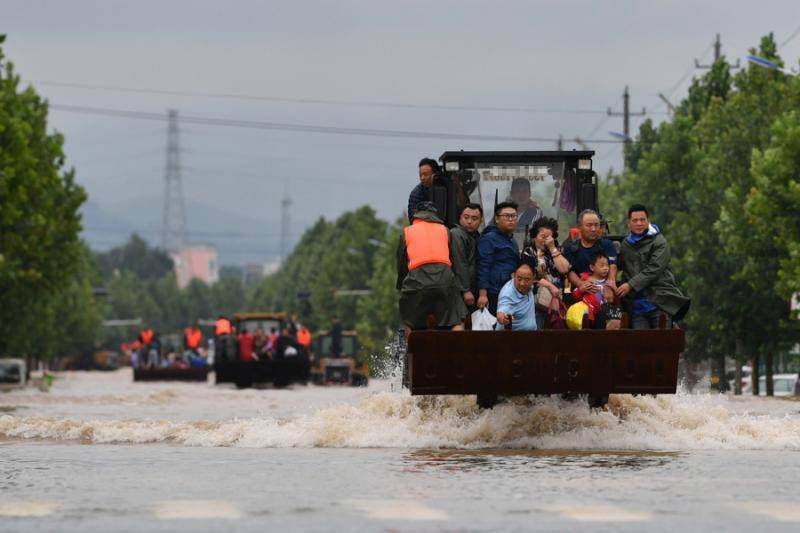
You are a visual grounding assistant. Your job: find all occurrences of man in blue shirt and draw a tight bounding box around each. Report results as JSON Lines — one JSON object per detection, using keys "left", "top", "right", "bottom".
{"left": 495, "top": 263, "right": 538, "bottom": 331}
{"left": 561, "top": 209, "right": 618, "bottom": 296}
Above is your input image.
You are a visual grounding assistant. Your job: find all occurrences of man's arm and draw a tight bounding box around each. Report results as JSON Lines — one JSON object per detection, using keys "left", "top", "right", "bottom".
{"left": 568, "top": 269, "right": 598, "bottom": 294}
{"left": 605, "top": 239, "right": 619, "bottom": 288}
{"left": 606, "top": 264, "right": 618, "bottom": 289}
{"left": 476, "top": 235, "right": 492, "bottom": 288}
{"left": 407, "top": 185, "right": 422, "bottom": 223}
{"left": 627, "top": 236, "right": 670, "bottom": 292}
{"left": 495, "top": 287, "right": 513, "bottom": 326}
{"left": 543, "top": 235, "right": 570, "bottom": 275}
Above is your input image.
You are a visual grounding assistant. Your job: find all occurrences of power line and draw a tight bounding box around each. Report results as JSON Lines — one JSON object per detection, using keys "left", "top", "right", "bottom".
{"left": 34, "top": 79, "right": 611, "bottom": 115}
{"left": 780, "top": 23, "right": 800, "bottom": 49}
{"left": 49, "top": 103, "right": 627, "bottom": 144}
{"left": 664, "top": 42, "right": 714, "bottom": 100}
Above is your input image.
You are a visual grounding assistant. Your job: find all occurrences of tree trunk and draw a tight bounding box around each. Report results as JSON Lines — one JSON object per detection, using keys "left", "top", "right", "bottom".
{"left": 734, "top": 338, "right": 744, "bottom": 395}
{"left": 765, "top": 351, "right": 774, "bottom": 397}
{"left": 751, "top": 354, "right": 761, "bottom": 396}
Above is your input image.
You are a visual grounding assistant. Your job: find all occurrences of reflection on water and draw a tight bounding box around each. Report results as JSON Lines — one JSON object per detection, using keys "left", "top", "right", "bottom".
{"left": 404, "top": 448, "right": 678, "bottom": 473}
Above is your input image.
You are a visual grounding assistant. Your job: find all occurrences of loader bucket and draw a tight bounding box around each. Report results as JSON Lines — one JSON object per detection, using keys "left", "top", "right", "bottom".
{"left": 404, "top": 329, "right": 684, "bottom": 397}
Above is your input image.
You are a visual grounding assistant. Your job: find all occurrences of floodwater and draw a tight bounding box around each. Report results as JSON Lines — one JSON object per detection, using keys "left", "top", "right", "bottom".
{"left": 1, "top": 370, "right": 800, "bottom": 532}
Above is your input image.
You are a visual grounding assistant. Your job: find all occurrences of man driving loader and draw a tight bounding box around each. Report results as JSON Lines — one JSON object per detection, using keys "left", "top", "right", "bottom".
{"left": 396, "top": 201, "right": 467, "bottom": 337}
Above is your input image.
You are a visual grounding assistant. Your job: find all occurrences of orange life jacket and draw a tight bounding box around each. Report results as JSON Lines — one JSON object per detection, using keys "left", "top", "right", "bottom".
{"left": 215, "top": 318, "right": 232, "bottom": 336}
{"left": 185, "top": 327, "right": 202, "bottom": 349}
{"left": 404, "top": 219, "right": 451, "bottom": 270}
{"left": 140, "top": 329, "right": 154, "bottom": 345}
{"left": 297, "top": 327, "right": 312, "bottom": 347}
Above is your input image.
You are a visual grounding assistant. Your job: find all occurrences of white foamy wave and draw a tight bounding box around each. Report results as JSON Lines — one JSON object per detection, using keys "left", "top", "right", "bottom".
{"left": 1, "top": 392, "right": 798, "bottom": 450}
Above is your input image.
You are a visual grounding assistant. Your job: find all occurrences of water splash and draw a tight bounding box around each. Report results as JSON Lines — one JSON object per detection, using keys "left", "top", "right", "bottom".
{"left": 2, "top": 391, "right": 798, "bottom": 450}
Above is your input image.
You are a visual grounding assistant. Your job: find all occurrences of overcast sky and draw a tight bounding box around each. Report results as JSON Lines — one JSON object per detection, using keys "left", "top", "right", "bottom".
{"left": 4, "top": 0, "right": 800, "bottom": 264}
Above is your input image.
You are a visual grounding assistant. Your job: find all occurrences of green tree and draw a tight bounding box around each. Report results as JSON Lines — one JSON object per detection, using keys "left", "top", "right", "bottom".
{"left": 355, "top": 218, "right": 403, "bottom": 370}
{"left": 616, "top": 33, "right": 800, "bottom": 392}
{"left": 183, "top": 278, "right": 214, "bottom": 327}
{"left": 250, "top": 207, "right": 390, "bottom": 332}
{"left": 94, "top": 233, "right": 174, "bottom": 281}
{"left": 212, "top": 275, "right": 247, "bottom": 317}
{"left": 0, "top": 35, "right": 92, "bottom": 358}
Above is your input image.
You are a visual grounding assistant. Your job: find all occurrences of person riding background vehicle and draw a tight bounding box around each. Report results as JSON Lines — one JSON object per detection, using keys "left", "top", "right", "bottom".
{"left": 477, "top": 202, "right": 520, "bottom": 315}
{"left": 184, "top": 325, "right": 203, "bottom": 356}
{"left": 237, "top": 328, "right": 255, "bottom": 362}
{"left": 253, "top": 328, "right": 268, "bottom": 356}
{"left": 396, "top": 201, "right": 467, "bottom": 336}
{"left": 276, "top": 327, "right": 302, "bottom": 358}
{"left": 215, "top": 315, "right": 233, "bottom": 360}
{"left": 137, "top": 328, "right": 154, "bottom": 368}
{"left": 297, "top": 326, "right": 312, "bottom": 350}
{"left": 616, "top": 203, "right": 690, "bottom": 328}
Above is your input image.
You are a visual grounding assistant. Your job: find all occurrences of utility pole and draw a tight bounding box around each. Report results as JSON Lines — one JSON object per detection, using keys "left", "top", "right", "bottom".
{"left": 161, "top": 109, "right": 187, "bottom": 252}
{"left": 280, "top": 185, "right": 293, "bottom": 262}
{"left": 556, "top": 134, "right": 563, "bottom": 151}
{"left": 607, "top": 86, "right": 646, "bottom": 168}
{"left": 695, "top": 33, "right": 741, "bottom": 69}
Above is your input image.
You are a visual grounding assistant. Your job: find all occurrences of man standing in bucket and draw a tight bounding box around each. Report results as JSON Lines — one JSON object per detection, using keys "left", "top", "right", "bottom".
{"left": 616, "top": 204, "right": 690, "bottom": 328}
{"left": 397, "top": 201, "right": 467, "bottom": 337}
{"left": 476, "top": 202, "right": 521, "bottom": 315}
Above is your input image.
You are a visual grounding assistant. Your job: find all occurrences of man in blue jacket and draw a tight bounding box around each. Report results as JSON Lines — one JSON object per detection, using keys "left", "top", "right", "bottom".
{"left": 477, "top": 201, "right": 520, "bottom": 315}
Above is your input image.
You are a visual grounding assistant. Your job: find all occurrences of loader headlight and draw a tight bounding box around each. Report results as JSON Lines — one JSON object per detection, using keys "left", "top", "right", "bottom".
{"left": 444, "top": 161, "right": 460, "bottom": 171}
{"left": 578, "top": 159, "right": 592, "bottom": 170}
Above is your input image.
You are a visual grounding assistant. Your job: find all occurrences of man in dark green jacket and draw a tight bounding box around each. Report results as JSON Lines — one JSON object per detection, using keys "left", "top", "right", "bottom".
{"left": 396, "top": 202, "right": 467, "bottom": 333}
{"left": 449, "top": 203, "right": 483, "bottom": 309}
{"left": 616, "top": 204, "right": 690, "bottom": 328}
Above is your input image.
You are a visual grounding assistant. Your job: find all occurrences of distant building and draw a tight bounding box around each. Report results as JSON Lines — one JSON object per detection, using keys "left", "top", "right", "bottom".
{"left": 172, "top": 243, "right": 219, "bottom": 289}
{"left": 262, "top": 260, "right": 282, "bottom": 276}
{"left": 243, "top": 263, "right": 266, "bottom": 285}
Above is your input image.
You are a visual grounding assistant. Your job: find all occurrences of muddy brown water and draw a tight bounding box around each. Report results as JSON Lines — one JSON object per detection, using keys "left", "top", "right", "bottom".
{"left": 1, "top": 369, "right": 799, "bottom": 531}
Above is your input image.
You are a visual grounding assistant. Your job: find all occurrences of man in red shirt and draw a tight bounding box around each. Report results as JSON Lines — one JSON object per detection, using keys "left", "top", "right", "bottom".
{"left": 237, "top": 328, "right": 255, "bottom": 361}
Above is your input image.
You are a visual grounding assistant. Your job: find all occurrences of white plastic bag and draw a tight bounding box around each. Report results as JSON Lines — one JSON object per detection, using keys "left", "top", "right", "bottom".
{"left": 471, "top": 308, "right": 497, "bottom": 331}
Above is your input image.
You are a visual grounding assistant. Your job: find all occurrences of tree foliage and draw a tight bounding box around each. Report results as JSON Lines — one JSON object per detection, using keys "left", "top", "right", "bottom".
{"left": 250, "top": 206, "right": 402, "bottom": 365}
{"left": 94, "top": 233, "right": 173, "bottom": 281}
{"left": 612, "top": 33, "right": 800, "bottom": 379}
{"left": 250, "top": 207, "right": 390, "bottom": 330}
{"left": 97, "top": 235, "right": 249, "bottom": 348}
{"left": 0, "top": 35, "right": 98, "bottom": 359}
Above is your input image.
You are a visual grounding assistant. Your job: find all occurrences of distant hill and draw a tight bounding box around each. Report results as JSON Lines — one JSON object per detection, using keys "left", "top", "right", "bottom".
{"left": 81, "top": 197, "right": 307, "bottom": 265}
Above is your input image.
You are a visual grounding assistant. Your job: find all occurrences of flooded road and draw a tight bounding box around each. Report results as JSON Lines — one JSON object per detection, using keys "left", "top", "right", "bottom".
{"left": 2, "top": 370, "right": 800, "bottom": 531}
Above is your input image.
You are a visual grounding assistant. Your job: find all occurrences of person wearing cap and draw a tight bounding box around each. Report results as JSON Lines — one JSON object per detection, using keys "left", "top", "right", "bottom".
{"left": 397, "top": 201, "right": 467, "bottom": 336}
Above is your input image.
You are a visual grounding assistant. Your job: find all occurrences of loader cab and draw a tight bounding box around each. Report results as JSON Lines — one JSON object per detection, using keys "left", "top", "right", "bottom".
{"left": 310, "top": 330, "right": 368, "bottom": 386}
{"left": 438, "top": 151, "right": 597, "bottom": 248}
